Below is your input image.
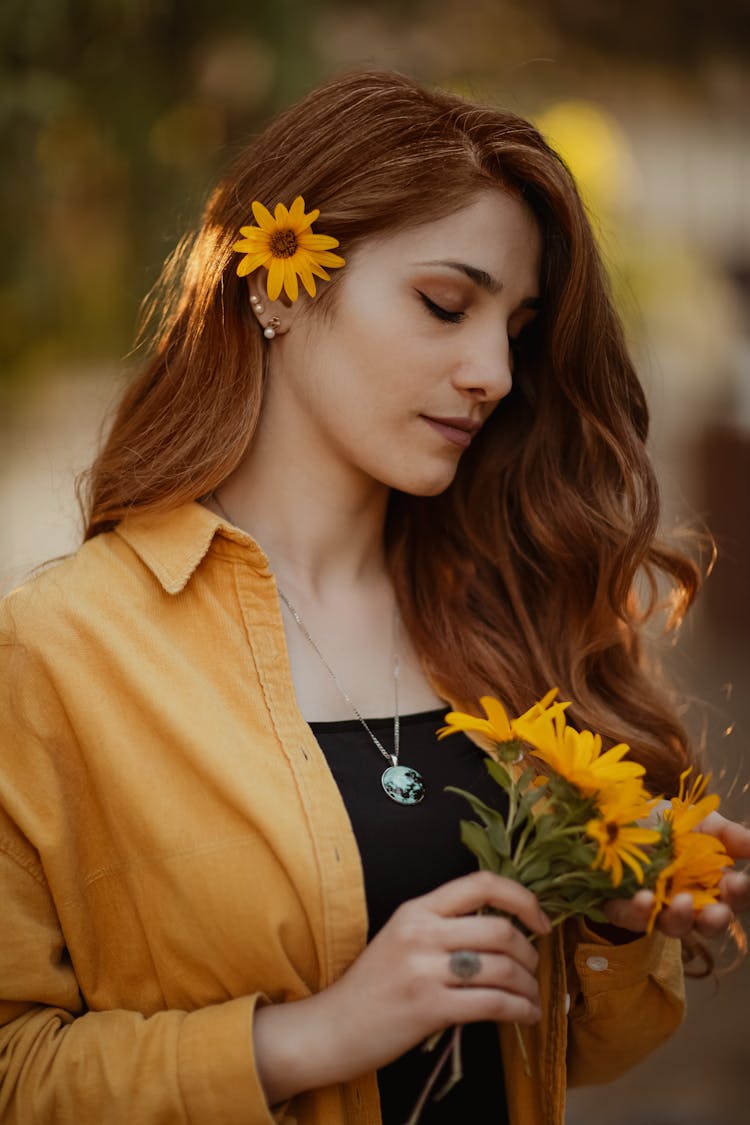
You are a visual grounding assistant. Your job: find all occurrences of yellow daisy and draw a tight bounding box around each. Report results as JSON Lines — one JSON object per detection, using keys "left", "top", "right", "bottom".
{"left": 586, "top": 789, "right": 660, "bottom": 887}
{"left": 646, "top": 830, "right": 733, "bottom": 933}
{"left": 233, "top": 195, "right": 345, "bottom": 301}
{"left": 437, "top": 689, "right": 563, "bottom": 744}
{"left": 514, "top": 708, "right": 646, "bottom": 798}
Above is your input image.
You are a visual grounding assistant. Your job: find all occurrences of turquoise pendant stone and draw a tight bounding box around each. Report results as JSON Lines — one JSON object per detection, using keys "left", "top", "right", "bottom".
{"left": 381, "top": 764, "right": 426, "bottom": 805}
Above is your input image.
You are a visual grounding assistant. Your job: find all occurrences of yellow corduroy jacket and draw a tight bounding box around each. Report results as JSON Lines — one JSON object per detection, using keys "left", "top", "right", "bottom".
{"left": 0, "top": 503, "right": 686, "bottom": 1125}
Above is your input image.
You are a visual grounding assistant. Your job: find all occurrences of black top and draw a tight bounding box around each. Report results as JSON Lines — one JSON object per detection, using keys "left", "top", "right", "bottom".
{"left": 309, "top": 708, "right": 510, "bottom": 1125}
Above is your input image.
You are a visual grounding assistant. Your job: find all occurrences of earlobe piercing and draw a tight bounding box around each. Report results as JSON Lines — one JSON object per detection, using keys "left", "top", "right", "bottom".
{"left": 264, "top": 316, "right": 281, "bottom": 340}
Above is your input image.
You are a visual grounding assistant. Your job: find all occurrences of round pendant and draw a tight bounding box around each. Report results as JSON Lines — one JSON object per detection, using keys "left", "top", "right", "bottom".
{"left": 381, "top": 764, "right": 426, "bottom": 805}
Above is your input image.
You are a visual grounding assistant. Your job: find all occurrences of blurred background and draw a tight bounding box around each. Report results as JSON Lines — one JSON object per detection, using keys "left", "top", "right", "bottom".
{"left": 1, "top": 1, "right": 748, "bottom": 1118}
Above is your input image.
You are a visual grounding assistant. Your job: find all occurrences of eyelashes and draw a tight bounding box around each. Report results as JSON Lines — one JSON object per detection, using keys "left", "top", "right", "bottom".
{"left": 416, "top": 288, "right": 535, "bottom": 362}
{"left": 416, "top": 290, "right": 465, "bottom": 324}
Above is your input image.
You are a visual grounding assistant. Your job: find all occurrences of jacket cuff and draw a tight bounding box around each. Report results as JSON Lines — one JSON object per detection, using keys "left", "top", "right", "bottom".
{"left": 178, "top": 994, "right": 279, "bottom": 1124}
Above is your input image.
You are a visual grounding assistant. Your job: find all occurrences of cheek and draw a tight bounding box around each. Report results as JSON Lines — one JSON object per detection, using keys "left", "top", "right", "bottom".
{"left": 299, "top": 295, "right": 434, "bottom": 432}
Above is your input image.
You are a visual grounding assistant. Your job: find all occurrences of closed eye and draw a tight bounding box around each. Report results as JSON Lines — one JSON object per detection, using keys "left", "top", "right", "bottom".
{"left": 416, "top": 290, "right": 465, "bottom": 324}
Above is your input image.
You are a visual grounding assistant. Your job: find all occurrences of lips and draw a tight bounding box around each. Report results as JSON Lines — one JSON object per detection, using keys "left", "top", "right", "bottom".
{"left": 421, "top": 415, "right": 482, "bottom": 448}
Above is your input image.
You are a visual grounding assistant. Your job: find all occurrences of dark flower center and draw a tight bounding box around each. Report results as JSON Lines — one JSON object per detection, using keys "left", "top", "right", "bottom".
{"left": 270, "top": 229, "right": 298, "bottom": 258}
{"left": 606, "top": 821, "right": 619, "bottom": 843}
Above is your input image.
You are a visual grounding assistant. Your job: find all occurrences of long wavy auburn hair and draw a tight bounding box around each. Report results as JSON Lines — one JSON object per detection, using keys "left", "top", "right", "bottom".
{"left": 81, "top": 68, "right": 701, "bottom": 797}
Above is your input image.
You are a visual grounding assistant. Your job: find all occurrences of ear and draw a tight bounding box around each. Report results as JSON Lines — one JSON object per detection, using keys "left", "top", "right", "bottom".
{"left": 246, "top": 274, "right": 304, "bottom": 338}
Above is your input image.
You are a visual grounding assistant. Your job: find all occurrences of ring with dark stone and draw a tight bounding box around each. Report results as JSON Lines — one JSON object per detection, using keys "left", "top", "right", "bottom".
{"left": 448, "top": 948, "right": 482, "bottom": 982}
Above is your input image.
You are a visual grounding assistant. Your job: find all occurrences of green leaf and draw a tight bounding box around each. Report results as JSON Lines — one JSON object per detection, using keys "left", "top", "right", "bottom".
{"left": 518, "top": 855, "right": 550, "bottom": 882}
{"left": 459, "top": 820, "right": 501, "bottom": 873}
{"left": 500, "top": 857, "right": 521, "bottom": 880}
{"left": 445, "top": 787, "right": 511, "bottom": 857}
{"left": 532, "top": 814, "right": 556, "bottom": 840}
{"left": 487, "top": 817, "right": 510, "bottom": 857}
{"left": 484, "top": 758, "right": 513, "bottom": 792}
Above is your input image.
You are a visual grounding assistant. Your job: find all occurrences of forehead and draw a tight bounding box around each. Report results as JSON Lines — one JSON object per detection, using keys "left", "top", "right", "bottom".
{"left": 347, "top": 190, "right": 542, "bottom": 289}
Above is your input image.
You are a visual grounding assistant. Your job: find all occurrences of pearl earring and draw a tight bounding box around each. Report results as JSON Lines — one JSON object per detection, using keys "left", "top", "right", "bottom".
{"left": 250, "top": 295, "right": 265, "bottom": 314}
{"left": 264, "top": 316, "right": 281, "bottom": 340}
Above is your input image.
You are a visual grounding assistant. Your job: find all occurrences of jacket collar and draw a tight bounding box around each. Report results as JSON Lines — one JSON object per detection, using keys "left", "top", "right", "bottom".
{"left": 114, "top": 501, "right": 271, "bottom": 595}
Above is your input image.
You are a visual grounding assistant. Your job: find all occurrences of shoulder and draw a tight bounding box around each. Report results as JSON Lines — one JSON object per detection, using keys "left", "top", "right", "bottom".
{"left": 0, "top": 531, "right": 143, "bottom": 649}
{"left": 0, "top": 501, "right": 233, "bottom": 646}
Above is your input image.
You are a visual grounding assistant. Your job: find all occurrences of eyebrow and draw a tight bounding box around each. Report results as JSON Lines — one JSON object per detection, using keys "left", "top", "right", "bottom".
{"left": 416, "top": 259, "right": 541, "bottom": 309}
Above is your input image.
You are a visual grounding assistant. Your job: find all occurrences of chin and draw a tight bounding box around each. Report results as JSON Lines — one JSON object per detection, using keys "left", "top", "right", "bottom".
{"left": 393, "top": 470, "right": 458, "bottom": 497}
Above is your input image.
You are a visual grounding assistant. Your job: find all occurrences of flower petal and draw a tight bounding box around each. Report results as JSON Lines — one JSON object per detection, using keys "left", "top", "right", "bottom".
{"left": 235, "top": 250, "right": 272, "bottom": 277}
{"left": 251, "top": 201, "right": 275, "bottom": 231}
{"left": 309, "top": 250, "right": 346, "bottom": 268}
{"left": 437, "top": 712, "right": 494, "bottom": 740}
{"left": 307, "top": 261, "right": 331, "bottom": 281}
{"left": 289, "top": 195, "right": 319, "bottom": 230}
{"left": 233, "top": 234, "right": 268, "bottom": 255}
{"left": 297, "top": 263, "right": 318, "bottom": 298}
{"left": 297, "top": 232, "right": 341, "bottom": 250}
{"left": 478, "top": 696, "right": 513, "bottom": 740}
{"left": 266, "top": 258, "right": 285, "bottom": 301}
{"left": 619, "top": 848, "right": 646, "bottom": 883}
{"left": 282, "top": 260, "right": 299, "bottom": 302}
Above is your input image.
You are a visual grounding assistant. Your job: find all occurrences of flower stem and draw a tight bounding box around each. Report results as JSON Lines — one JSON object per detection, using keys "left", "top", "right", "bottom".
{"left": 512, "top": 815, "right": 535, "bottom": 866}
{"left": 404, "top": 1027, "right": 461, "bottom": 1125}
{"left": 514, "top": 1020, "right": 532, "bottom": 1078}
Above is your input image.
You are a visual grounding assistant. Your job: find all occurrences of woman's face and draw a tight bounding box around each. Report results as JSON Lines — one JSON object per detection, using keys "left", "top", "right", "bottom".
{"left": 268, "top": 188, "right": 542, "bottom": 497}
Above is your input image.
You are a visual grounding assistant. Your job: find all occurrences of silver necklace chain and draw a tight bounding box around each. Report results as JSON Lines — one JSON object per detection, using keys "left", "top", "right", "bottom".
{"left": 209, "top": 491, "right": 401, "bottom": 767}
{"left": 276, "top": 587, "right": 401, "bottom": 768}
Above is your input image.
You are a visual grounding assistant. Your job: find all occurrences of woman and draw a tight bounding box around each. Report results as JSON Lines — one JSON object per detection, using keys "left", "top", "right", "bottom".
{"left": 1, "top": 69, "right": 748, "bottom": 1125}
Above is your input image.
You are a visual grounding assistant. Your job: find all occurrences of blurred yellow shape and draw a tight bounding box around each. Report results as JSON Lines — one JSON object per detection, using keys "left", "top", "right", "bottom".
{"left": 535, "top": 99, "right": 639, "bottom": 215}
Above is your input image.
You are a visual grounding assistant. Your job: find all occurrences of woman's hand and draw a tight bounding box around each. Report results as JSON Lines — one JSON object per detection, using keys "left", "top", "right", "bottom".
{"left": 253, "top": 871, "right": 550, "bottom": 1106}
{"left": 603, "top": 810, "right": 750, "bottom": 939}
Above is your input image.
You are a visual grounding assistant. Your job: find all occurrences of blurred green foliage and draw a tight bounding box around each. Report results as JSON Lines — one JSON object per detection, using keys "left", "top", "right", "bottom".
{"left": 0, "top": 0, "right": 331, "bottom": 377}
{"left": 1, "top": 0, "right": 747, "bottom": 382}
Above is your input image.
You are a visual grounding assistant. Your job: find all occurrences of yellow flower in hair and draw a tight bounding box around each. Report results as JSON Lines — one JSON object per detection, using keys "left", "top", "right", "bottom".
{"left": 233, "top": 195, "right": 345, "bottom": 301}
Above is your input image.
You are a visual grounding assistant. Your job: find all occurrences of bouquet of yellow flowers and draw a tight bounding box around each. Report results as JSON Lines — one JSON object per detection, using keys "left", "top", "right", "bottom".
{"left": 407, "top": 690, "right": 733, "bottom": 1122}
{"left": 440, "top": 690, "right": 732, "bottom": 929}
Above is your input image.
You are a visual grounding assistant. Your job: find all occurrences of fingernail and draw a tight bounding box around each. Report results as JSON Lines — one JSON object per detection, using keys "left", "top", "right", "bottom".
{"left": 672, "top": 892, "right": 694, "bottom": 910}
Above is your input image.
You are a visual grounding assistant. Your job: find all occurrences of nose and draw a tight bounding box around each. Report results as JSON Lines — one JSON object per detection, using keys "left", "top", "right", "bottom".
{"left": 451, "top": 325, "right": 514, "bottom": 404}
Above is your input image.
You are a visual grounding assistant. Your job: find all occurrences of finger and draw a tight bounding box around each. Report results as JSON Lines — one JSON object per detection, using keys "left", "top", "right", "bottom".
{"left": 447, "top": 986, "right": 542, "bottom": 1027}
{"left": 694, "top": 902, "right": 733, "bottom": 938}
{"left": 697, "top": 811, "right": 750, "bottom": 861}
{"left": 425, "top": 871, "right": 551, "bottom": 937}
{"left": 654, "top": 892, "right": 696, "bottom": 938}
{"left": 720, "top": 870, "right": 750, "bottom": 915}
{"left": 440, "top": 914, "right": 540, "bottom": 975}
{"left": 604, "top": 889, "right": 655, "bottom": 932}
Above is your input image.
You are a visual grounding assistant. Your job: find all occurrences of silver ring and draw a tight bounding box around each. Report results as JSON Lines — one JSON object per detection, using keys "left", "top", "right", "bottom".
{"left": 449, "top": 948, "right": 482, "bottom": 982}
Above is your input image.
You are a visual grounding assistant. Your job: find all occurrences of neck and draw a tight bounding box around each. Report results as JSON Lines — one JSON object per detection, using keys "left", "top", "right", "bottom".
{"left": 212, "top": 393, "right": 391, "bottom": 601}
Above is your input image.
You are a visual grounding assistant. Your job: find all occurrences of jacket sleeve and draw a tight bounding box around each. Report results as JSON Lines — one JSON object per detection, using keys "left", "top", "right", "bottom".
{"left": 0, "top": 606, "right": 286, "bottom": 1125}
{"left": 565, "top": 918, "right": 685, "bottom": 1087}
{"left": 0, "top": 814, "right": 291, "bottom": 1125}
